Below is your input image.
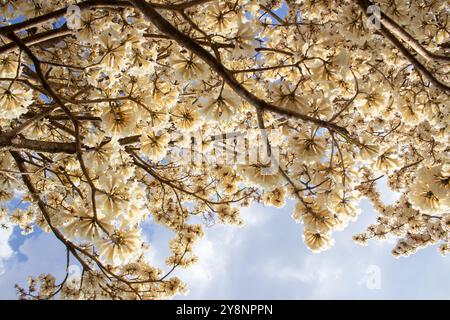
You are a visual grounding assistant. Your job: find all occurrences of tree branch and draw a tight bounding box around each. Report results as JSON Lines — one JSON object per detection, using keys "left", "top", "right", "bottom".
{"left": 356, "top": 0, "right": 450, "bottom": 93}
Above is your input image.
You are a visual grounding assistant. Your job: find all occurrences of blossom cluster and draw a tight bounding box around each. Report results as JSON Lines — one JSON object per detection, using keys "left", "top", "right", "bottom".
{"left": 0, "top": 0, "right": 448, "bottom": 299}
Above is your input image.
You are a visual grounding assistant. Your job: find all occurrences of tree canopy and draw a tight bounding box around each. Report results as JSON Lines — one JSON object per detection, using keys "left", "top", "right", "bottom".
{"left": 0, "top": 0, "right": 448, "bottom": 299}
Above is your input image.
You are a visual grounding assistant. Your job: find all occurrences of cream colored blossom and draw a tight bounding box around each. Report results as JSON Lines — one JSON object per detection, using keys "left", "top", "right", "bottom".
{"left": 95, "top": 175, "right": 129, "bottom": 217}
{"left": 302, "top": 205, "right": 336, "bottom": 233}
{"left": 0, "top": 83, "right": 33, "bottom": 120}
{"left": 374, "top": 146, "right": 399, "bottom": 172}
{"left": 290, "top": 132, "right": 327, "bottom": 163}
{"left": 204, "top": 3, "right": 235, "bottom": 33}
{"left": 238, "top": 165, "right": 282, "bottom": 191}
{"left": 98, "top": 28, "right": 127, "bottom": 70}
{"left": 409, "top": 165, "right": 449, "bottom": 215}
{"left": 140, "top": 130, "right": 170, "bottom": 161}
{"left": 171, "top": 104, "right": 200, "bottom": 131}
{"left": 359, "top": 136, "right": 380, "bottom": 161}
{"left": 96, "top": 224, "right": 141, "bottom": 263}
{"left": 198, "top": 89, "right": 239, "bottom": 121}
{"left": 0, "top": 55, "right": 19, "bottom": 77}
{"left": 64, "top": 205, "right": 113, "bottom": 240}
{"left": 232, "top": 20, "right": 259, "bottom": 57}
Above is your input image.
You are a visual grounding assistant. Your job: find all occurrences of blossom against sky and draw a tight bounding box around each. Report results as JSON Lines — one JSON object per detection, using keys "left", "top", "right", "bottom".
{"left": 0, "top": 0, "right": 448, "bottom": 300}
{"left": 1, "top": 180, "right": 448, "bottom": 299}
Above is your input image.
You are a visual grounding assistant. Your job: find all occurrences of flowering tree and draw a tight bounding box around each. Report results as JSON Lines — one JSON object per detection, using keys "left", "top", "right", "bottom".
{"left": 0, "top": 0, "right": 448, "bottom": 299}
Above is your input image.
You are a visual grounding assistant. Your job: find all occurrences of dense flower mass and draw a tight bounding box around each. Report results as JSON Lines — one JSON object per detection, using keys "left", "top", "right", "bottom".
{"left": 0, "top": 0, "right": 448, "bottom": 300}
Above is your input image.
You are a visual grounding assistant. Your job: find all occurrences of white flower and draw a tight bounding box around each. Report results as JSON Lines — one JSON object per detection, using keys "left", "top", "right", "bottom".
{"left": 232, "top": 20, "right": 259, "bottom": 58}
{"left": 354, "top": 88, "right": 388, "bottom": 117}
{"left": 408, "top": 165, "right": 449, "bottom": 215}
{"left": 198, "top": 89, "right": 239, "bottom": 121}
{"left": 303, "top": 228, "right": 334, "bottom": 252}
{"left": 95, "top": 175, "right": 129, "bottom": 217}
{"left": 272, "top": 82, "right": 306, "bottom": 111}
{"left": 238, "top": 165, "right": 282, "bottom": 191}
{"left": 64, "top": 205, "right": 112, "bottom": 240}
{"left": 76, "top": 11, "right": 99, "bottom": 44}
{"left": 96, "top": 224, "right": 141, "bottom": 264}
{"left": 290, "top": 132, "right": 326, "bottom": 163}
{"left": 359, "top": 136, "right": 380, "bottom": 161}
{"left": 101, "top": 103, "right": 137, "bottom": 138}
{"left": 97, "top": 28, "right": 127, "bottom": 71}
{"left": 0, "top": 83, "right": 33, "bottom": 120}
{"left": 140, "top": 130, "right": 170, "bottom": 162}
{"left": 374, "top": 146, "right": 399, "bottom": 172}
{"left": 84, "top": 139, "right": 120, "bottom": 173}
{"left": 170, "top": 50, "right": 209, "bottom": 81}
{"left": 204, "top": 3, "right": 235, "bottom": 33}
{"left": 301, "top": 205, "right": 336, "bottom": 233}
{"left": 171, "top": 104, "right": 201, "bottom": 131}
{"left": 0, "top": 55, "right": 19, "bottom": 77}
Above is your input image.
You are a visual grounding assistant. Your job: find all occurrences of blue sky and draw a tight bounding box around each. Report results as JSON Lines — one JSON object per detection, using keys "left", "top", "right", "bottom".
{"left": 0, "top": 179, "right": 449, "bottom": 299}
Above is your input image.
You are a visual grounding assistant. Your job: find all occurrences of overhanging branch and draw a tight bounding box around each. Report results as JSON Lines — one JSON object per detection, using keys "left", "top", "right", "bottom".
{"left": 129, "top": 0, "right": 352, "bottom": 139}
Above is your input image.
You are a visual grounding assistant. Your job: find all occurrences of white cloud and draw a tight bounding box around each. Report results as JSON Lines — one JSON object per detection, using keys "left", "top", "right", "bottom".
{"left": 0, "top": 227, "right": 13, "bottom": 276}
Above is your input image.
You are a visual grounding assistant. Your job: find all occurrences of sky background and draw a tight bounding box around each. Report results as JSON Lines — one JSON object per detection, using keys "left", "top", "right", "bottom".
{"left": 0, "top": 2, "right": 448, "bottom": 301}
{"left": 0, "top": 178, "right": 449, "bottom": 300}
